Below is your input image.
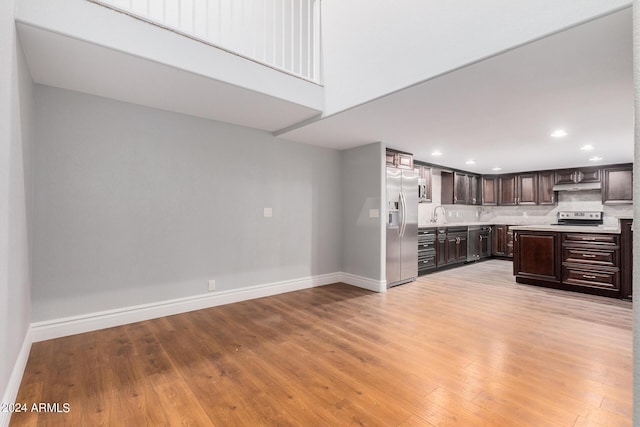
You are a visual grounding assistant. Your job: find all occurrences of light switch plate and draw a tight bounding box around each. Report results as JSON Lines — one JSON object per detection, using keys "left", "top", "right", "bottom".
{"left": 369, "top": 209, "right": 379, "bottom": 218}
{"left": 264, "top": 207, "right": 273, "bottom": 217}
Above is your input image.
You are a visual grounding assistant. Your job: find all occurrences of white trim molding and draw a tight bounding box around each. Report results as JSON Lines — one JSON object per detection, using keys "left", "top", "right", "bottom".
{"left": 31, "top": 272, "right": 343, "bottom": 342}
{"left": 340, "top": 272, "right": 387, "bottom": 293}
{"left": 30, "top": 271, "right": 385, "bottom": 343}
{"left": 1, "top": 329, "right": 32, "bottom": 427}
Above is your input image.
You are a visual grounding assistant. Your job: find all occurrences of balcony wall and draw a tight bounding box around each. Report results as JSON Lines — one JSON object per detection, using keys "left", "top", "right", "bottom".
{"left": 15, "top": 0, "right": 323, "bottom": 132}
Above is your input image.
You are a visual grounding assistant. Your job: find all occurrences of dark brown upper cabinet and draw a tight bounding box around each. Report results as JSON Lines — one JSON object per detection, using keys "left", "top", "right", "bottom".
{"left": 481, "top": 176, "right": 498, "bottom": 205}
{"left": 498, "top": 173, "right": 541, "bottom": 206}
{"left": 498, "top": 175, "right": 518, "bottom": 205}
{"left": 468, "top": 175, "right": 481, "bottom": 205}
{"left": 441, "top": 171, "right": 454, "bottom": 204}
{"left": 538, "top": 170, "right": 556, "bottom": 205}
{"left": 602, "top": 165, "right": 633, "bottom": 204}
{"left": 441, "top": 171, "right": 481, "bottom": 205}
{"left": 555, "top": 167, "right": 600, "bottom": 185}
{"left": 453, "top": 172, "right": 469, "bottom": 204}
{"left": 386, "top": 149, "right": 413, "bottom": 170}
{"left": 517, "top": 173, "right": 538, "bottom": 205}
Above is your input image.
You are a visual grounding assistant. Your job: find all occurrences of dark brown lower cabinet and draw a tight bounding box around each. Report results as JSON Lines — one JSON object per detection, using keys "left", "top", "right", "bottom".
{"left": 513, "top": 229, "right": 622, "bottom": 298}
{"left": 561, "top": 232, "right": 620, "bottom": 297}
{"left": 435, "top": 227, "right": 467, "bottom": 268}
{"left": 513, "top": 230, "right": 561, "bottom": 283}
{"left": 493, "top": 225, "right": 513, "bottom": 258}
{"left": 620, "top": 219, "right": 633, "bottom": 300}
{"left": 418, "top": 228, "right": 437, "bottom": 276}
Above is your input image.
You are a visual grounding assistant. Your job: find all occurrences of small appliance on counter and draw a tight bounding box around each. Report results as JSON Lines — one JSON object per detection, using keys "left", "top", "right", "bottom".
{"left": 554, "top": 211, "right": 603, "bottom": 226}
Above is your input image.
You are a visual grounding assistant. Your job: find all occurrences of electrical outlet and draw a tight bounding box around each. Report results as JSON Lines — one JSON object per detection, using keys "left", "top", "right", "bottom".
{"left": 208, "top": 280, "right": 216, "bottom": 291}
{"left": 369, "top": 208, "right": 379, "bottom": 218}
{"left": 263, "top": 207, "right": 272, "bottom": 218}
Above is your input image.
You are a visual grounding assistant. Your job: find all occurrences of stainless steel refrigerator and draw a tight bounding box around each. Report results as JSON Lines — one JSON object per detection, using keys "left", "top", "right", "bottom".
{"left": 386, "top": 167, "right": 418, "bottom": 287}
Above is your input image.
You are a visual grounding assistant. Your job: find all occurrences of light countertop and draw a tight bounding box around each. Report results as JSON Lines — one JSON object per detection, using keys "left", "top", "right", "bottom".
{"left": 509, "top": 224, "right": 621, "bottom": 234}
{"left": 419, "top": 222, "right": 495, "bottom": 228}
{"left": 419, "top": 221, "right": 625, "bottom": 234}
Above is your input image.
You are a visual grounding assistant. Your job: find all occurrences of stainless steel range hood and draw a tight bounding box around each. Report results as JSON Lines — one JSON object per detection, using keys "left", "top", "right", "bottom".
{"left": 552, "top": 182, "right": 602, "bottom": 192}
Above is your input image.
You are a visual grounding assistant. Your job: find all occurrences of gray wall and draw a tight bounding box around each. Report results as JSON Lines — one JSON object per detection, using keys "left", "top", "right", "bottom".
{"left": 33, "top": 86, "right": 342, "bottom": 321}
{"left": 341, "top": 142, "right": 385, "bottom": 281}
{"left": 0, "top": 4, "right": 34, "bottom": 405}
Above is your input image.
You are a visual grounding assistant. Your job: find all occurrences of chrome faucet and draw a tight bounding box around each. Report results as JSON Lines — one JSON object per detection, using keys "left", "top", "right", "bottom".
{"left": 431, "top": 205, "right": 446, "bottom": 223}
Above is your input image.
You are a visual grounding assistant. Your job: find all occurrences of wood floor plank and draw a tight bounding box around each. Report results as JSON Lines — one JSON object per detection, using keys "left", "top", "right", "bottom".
{"left": 10, "top": 260, "right": 632, "bottom": 426}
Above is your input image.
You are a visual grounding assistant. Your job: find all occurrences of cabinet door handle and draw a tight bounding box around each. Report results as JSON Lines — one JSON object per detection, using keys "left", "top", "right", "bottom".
{"left": 479, "top": 235, "right": 483, "bottom": 241}
{"left": 582, "top": 274, "right": 597, "bottom": 279}
{"left": 514, "top": 233, "right": 518, "bottom": 242}
{"left": 582, "top": 254, "right": 597, "bottom": 258}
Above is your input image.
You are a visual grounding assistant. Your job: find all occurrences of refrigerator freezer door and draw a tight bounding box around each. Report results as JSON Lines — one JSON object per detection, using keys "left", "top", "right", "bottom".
{"left": 386, "top": 167, "right": 402, "bottom": 285}
{"left": 400, "top": 170, "right": 419, "bottom": 281}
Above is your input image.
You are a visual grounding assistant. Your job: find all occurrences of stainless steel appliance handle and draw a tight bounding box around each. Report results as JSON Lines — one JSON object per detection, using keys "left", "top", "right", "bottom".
{"left": 398, "top": 191, "right": 404, "bottom": 237}
{"left": 399, "top": 192, "right": 406, "bottom": 237}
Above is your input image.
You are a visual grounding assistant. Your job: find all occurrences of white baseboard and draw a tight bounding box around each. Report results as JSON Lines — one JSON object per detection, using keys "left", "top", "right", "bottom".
{"left": 341, "top": 272, "right": 387, "bottom": 292}
{"left": 31, "top": 272, "right": 343, "bottom": 342}
{"left": 1, "top": 328, "right": 32, "bottom": 427}
{"left": 30, "top": 271, "right": 385, "bottom": 342}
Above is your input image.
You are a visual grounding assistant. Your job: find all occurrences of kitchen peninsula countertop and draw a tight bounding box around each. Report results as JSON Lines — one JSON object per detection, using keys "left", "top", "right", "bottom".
{"left": 509, "top": 224, "right": 621, "bottom": 234}
{"left": 419, "top": 221, "right": 625, "bottom": 233}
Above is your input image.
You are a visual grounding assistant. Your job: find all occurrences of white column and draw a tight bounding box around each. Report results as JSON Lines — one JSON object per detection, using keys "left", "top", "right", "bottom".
{"left": 633, "top": 1, "right": 639, "bottom": 425}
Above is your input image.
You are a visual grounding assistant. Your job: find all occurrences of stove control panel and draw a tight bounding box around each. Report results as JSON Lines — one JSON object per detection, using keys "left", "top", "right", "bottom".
{"left": 557, "top": 211, "right": 603, "bottom": 221}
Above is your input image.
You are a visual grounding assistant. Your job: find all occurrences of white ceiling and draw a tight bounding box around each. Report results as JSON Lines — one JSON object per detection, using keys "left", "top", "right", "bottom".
{"left": 280, "top": 8, "right": 633, "bottom": 174}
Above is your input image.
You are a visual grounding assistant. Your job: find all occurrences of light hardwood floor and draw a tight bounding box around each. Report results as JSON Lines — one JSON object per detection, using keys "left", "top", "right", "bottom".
{"left": 10, "top": 260, "right": 632, "bottom": 426}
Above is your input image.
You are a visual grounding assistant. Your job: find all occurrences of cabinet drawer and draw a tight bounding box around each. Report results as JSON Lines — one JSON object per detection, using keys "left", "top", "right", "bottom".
{"left": 418, "top": 241, "right": 436, "bottom": 251}
{"left": 562, "top": 248, "right": 618, "bottom": 267}
{"left": 563, "top": 233, "right": 618, "bottom": 245}
{"left": 418, "top": 255, "right": 436, "bottom": 272}
{"left": 418, "top": 228, "right": 437, "bottom": 237}
{"left": 562, "top": 267, "right": 619, "bottom": 290}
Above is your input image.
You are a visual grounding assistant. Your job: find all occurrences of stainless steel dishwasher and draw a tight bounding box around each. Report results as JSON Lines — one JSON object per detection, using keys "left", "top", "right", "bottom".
{"left": 467, "top": 226, "right": 493, "bottom": 262}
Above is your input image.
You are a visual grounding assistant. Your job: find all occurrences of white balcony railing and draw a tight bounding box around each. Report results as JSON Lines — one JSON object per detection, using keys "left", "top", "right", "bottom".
{"left": 90, "top": 0, "right": 322, "bottom": 84}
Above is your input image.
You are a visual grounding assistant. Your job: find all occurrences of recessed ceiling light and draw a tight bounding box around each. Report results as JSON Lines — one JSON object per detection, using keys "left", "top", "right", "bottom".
{"left": 580, "top": 144, "right": 595, "bottom": 151}
{"left": 492, "top": 167, "right": 502, "bottom": 171}
{"left": 465, "top": 160, "right": 476, "bottom": 165}
{"left": 551, "top": 129, "right": 568, "bottom": 138}
{"left": 431, "top": 150, "right": 443, "bottom": 156}
{"left": 589, "top": 156, "right": 603, "bottom": 162}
